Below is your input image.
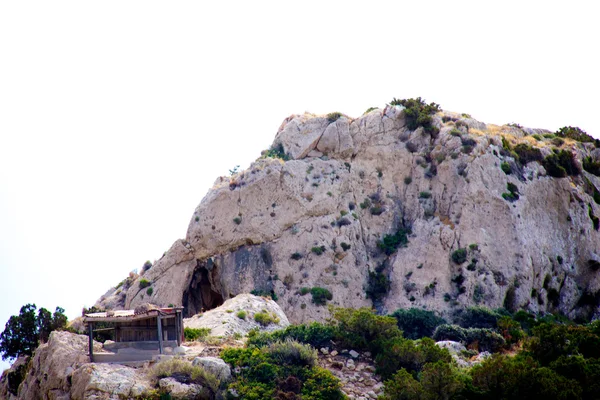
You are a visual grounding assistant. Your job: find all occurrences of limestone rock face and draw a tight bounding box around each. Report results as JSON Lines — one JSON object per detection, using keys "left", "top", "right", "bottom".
{"left": 71, "top": 363, "right": 151, "bottom": 399}
{"left": 184, "top": 293, "right": 290, "bottom": 337}
{"left": 95, "top": 106, "right": 600, "bottom": 323}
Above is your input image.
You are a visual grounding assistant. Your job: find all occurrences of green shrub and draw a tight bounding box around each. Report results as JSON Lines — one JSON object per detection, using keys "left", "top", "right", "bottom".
{"left": 299, "top": 287, "right": 310, "bottom": 296}
{"left": 237, "top": 310, "right": 247, "bottom": 320}
{"left": 514, "top": 143, "right": 543, "bottom": 164}
{"left": 370, "top": 206, "right": 385, "bottom": 215}
{"left": 433, "top": 324, "right": 467, "bottom": 342}
{"left": 502, "top": 182, "right": 520, "bottom": 202}
{"left": 341, "top": 242, "right": 351, "bottom": 251}
{"left": 380, "top": 367, "right": 424, "bottom": 400}
{"left": 150, "top": 358, "right": 219, "bottom": 394}
{"left": 366, "top": 269, "right": 390, "bottom": 301}
{"left": 501, "top": 161, "right": 512, "bottom": 174}
{"left": 265, "top": 339, "right": 317, "bottom": 367}
{"left": 311, "top": 246, "right": 326, "bottom": 256}
{"left": 310, "top": 287, "right": 332, "bottom": 305}
{"left": 263, "top": 143, "right": 290, "bottom": 161}
{"left": 555, "top": 126, "right": 596, "bottom": 143}
{"left": 583, "top": 156, "right": 600, "bottom": 176}
{"left": 142, "top": 260, "right": 152, "bottom": 272}
{"left": 290, "top": 252, "right": 303, "bottom": 260}
{"left": 404, "top": 176, "right": 412, "bottom": 184}
{"left": 390, "top": 97, "right": 441, "bottom": 135}
{"left": 377, "top": 227, "right": 411, "bottom": 255}
{"left": 250, "top": 289, "right": 278, "bottom": 301}
{"left": 451, "top": 248, "right": 467, "bottom": 264}
{"left": 248, "top": 322, "right": 335, "bottom": 348}
{"left": 184, "top": 327, "right": 211, "bottom": 341}
{"left": 375, "top": 336, "right": 452, "bottom": 379}
{"left": 419, "top": 191, "right": 431, "bottom": 199}
{"left": 146, "top": 287, "right": 153, "bottom": 296}
{"left": 327, "top": 112, "right": 343, "bottom": 123}
{"left": 254, "top": 311, "right": 280, "bottom": 326}
{"left": 359, "top": 197, "right": 371, "bottom": 209}
{"left": 301, "top": 366, "right": 345, "bottom": 400}
{"left": 330, "top": 307, "right": 402, "bottom": 354}
{"left": 464, "top": 327, "right": 506, "bottom": 352}
{"left": 457, "top": 306, "right": 504, "bottom": 329}
{"left": 589, "top": 205, "right": 600, "bottom": 230}
{"left": 363, "top": 107, "right": 377, "bottom": 115}
{"left": 543, "top": 150, "right": 581, "bottom": 177}
{"left": 138, "top": 279, "right": 151, "bottom": 289}
{"left": 391, "top": 308, "right": 447, "bottom": 340}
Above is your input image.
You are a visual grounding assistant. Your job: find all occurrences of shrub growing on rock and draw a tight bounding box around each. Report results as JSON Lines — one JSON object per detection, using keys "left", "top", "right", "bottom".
{"left": 390, "top": 97, "right": 441, "bottom": 136}
{"left": 391, "top": 308, "right": 447, "bottom": 340}
{"left": 151, "top": 358, "right": 219, "bottom": 394}
{"left": 265, "top": 339, "right": 317, "bottom": 367}
{"left": 254, "top": 312, "right": 280, "bottom": 326}
{"left": 184, "top": 327, "right": 211, "bottom": 341}
{"left": 377, "top": 227, "right": 411, "bottom": 255}
{"left": 451, "top": 248, "right": 467, "bottom": 264}
{"left": 310, "top": 287, "right": 332, "bottom": 305}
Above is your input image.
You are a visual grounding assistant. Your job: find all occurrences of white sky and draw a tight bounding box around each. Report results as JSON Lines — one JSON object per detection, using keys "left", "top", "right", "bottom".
{"left": 1, "top": 1, "right": 598, "bottom": 370}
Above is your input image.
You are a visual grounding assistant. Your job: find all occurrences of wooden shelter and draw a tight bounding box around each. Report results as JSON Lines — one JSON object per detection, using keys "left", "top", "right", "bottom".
{"left": 83, "top": 307, "right": 184, "bottom": 362}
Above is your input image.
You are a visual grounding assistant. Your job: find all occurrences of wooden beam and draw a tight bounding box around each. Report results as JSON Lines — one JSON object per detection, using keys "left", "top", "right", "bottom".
{"left": 156, "top": 316, "right": 163, "bottom": 354}
{"left": 175, "top": 311, "right": 181, "bottom": 346}
{"left": 88, "top": 323, "right": 94, "bottom": 363}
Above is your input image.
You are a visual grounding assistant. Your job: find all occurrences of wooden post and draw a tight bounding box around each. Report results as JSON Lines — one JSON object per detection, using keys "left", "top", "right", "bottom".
{"left": 156, "top": 316, "right": 163, "bottom": 354}
{"left": 175, "top": 312, "right": 181, "bottom": 347}
{"left": 88, "top": 322, "right": 94, "bottom": 363}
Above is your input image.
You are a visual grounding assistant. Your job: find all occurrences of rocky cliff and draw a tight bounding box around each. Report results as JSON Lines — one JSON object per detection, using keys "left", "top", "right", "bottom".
{"left": 95, "top": 103, "right": 600, "bottom": 323}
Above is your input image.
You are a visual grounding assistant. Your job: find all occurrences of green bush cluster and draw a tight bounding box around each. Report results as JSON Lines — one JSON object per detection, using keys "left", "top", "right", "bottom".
{"left": 366, "top": 269, "right": 390, "bottom": 302}
{"left": 501, "top": 161, "right": 512, "bottom": 174}
{"left": 543, "top": 149, "right": 581, "bottom": 178}
{"left": 555, "top": 126, "right": 599, "bottom": 146}
{"left": 514, "top": 143, "right": 543, "bottom": 164}
{"left": 310, "top": 287, "right": 333, "bottom": 305}
{"left": 432, "top": 324, "right": 506, "bottom": 352}
{"left": 390, "top": 97, "right": 441, "bottom": 135}
{"left": 451, "top": 248, "right": 467, "bottom": 264}
{"left": 183, "top": 327, "right": 211, "bottom": 341}
{"left": 221, "top": 342, "right": 344, "bottom": 399}
{"left": 502, "top": 181, "right": 520, "bottom": 202}
{"left": 138, "top": 279, "right": 151, "bottom": 289}
{"left": 263, "top": 143, "right": 291, "bottom": 161}
{"left": 311, "top": 245, "right": 326, "bottom": 256}
{"left": 583, "top": 156, "right": 600, "bottom": 176}
{"left": 250, "top": 289, "right": 278, "bottom": 301}
{"left": 151, "top": 358, "right": 219, "bottom": 395}
{"left": 391, "top": 308, "right": 447, "bottom": 340}
{"left": 247, "top": 322, "right": 335, "bottom": 349}
{"left": 326, "top": 112, "right": 343, "bottom": 123}
{"left": 377, "top": 227, "right": 411, "bottom": 255}
{"left": 254, "top": 311, "right": 280, "bottom": 326}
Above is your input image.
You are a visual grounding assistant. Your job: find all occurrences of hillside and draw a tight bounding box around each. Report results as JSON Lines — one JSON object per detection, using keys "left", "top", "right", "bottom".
{"left": 94, "top": 98, "right": 600, "bottom": 324}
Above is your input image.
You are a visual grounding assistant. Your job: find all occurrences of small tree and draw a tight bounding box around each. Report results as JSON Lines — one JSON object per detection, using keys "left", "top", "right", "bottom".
{"left": 0, "top": 303, "right": 68, "bottom": 361}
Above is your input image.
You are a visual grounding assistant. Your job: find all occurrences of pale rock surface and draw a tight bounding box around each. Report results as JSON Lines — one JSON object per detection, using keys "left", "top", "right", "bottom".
{"left": 71, "top": 363, "right": 151, "bottom": 399}
{"left": 158, "top": 377, "right": 210, "bottom": 399}
{"left": 184, "top": 293, "right": 289, "bottom": 337}
{"left": 94, "top": 107, "right": 600, "bottom": 324}
{"left": 435, "top": 340, "right": 467, "bottom": 354}
{"left": 192, "top": 356, "right": 232, "bottom": 383}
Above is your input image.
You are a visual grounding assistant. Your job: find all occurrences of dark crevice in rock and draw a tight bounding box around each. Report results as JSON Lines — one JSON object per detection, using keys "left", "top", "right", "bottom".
{"left": 182, "top": 259, "right": 224, "bottom": 317}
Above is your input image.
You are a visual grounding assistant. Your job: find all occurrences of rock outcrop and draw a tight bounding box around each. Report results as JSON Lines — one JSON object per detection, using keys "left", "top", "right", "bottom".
{"left": 184, "top": 293, "right": 290, "bottom": 337}
{"left": 95, "top": 106, "right": 600, "bottom": 323}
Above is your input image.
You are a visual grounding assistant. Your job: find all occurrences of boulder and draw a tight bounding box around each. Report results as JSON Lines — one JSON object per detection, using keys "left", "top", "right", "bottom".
{"left": 192, "top": 356, "right": 232, "bottom": 383}
{"left": 71, "top": 363, "right": 151, "bottom": 399}
{"left": 184, "top": 293, "right": 289, "bottom": 338}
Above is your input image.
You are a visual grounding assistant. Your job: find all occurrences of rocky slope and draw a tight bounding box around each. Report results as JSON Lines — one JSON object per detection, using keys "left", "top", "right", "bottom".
{"left": 95, "top": 104, "right": 600, "bottom": 323}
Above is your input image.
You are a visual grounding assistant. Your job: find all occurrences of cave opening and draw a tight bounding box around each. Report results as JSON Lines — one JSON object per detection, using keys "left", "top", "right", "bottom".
{"left": 182, "top": 260, "right": 224, "bottom": 317}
